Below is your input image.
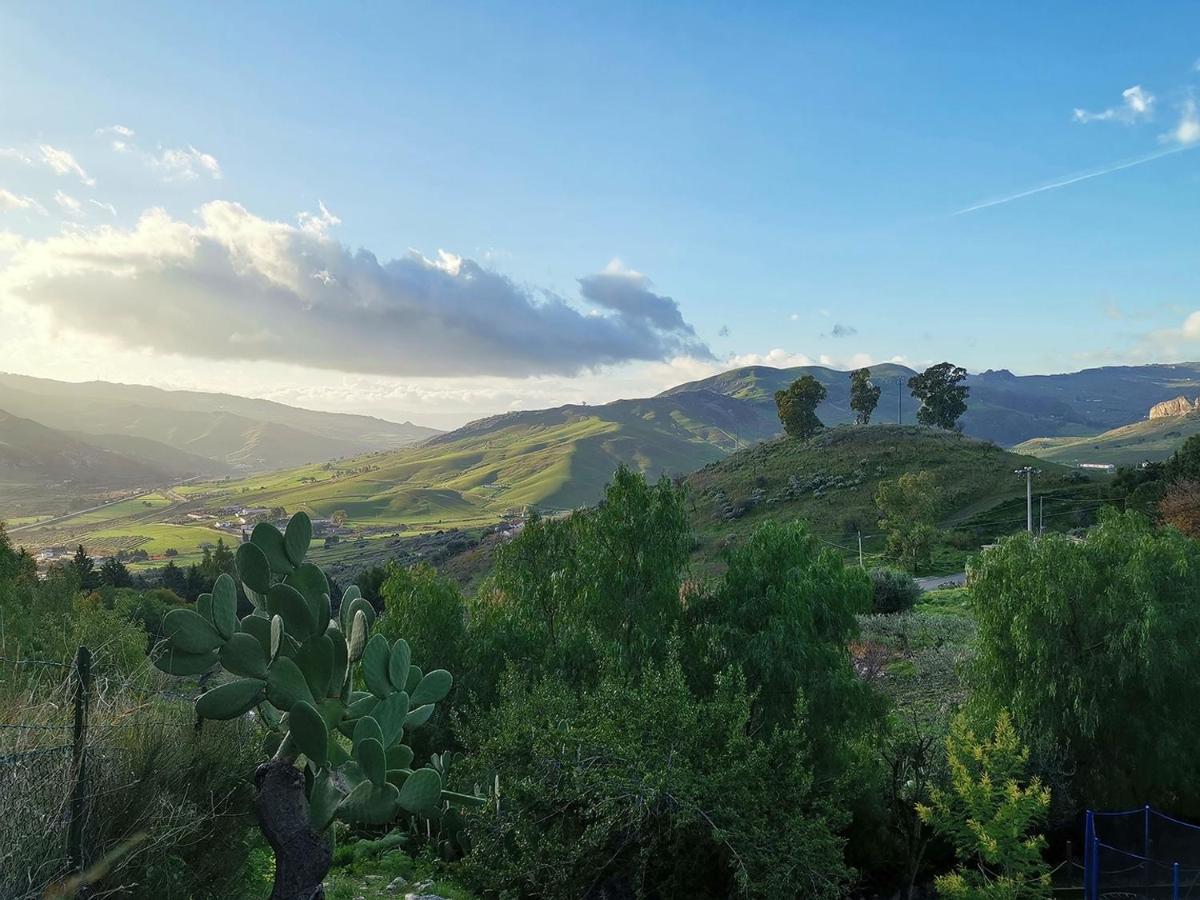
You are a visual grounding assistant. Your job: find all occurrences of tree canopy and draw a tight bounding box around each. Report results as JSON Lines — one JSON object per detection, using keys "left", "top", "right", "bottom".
{"left": 968, "top": 511, "right": 1200, "bottom": 813}
{"left": 850, "top": 367, "right": 882, "bottom": 425}
{"left": 775, "top": 374, "right": 827, "bottom": 439}
{"left": 908, "top": 363, "right": 969, "bottom": 430}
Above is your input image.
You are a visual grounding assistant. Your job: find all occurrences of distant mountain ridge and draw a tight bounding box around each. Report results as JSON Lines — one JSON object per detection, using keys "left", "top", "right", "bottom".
{"left": 0, "top": 373, "right": 441, "bottom": 472}
{"left": 0, "top": 409, "right": 171, "bottom": 487}
{"left": 662, "top": 361, "right": 1200, "bottom": 446}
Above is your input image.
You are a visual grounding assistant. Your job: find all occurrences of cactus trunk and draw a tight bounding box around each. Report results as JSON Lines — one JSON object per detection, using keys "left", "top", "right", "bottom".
{"left": 255, "top": 759, "right": 331, "bottom": 900}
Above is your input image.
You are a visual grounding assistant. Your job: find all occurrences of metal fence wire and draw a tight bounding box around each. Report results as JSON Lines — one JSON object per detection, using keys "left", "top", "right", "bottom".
{"left": 0, "top": 647, "right": 203, "bottom": 899}
{"left": 1084, "top": 806, "right": 1200, "bottom": 899}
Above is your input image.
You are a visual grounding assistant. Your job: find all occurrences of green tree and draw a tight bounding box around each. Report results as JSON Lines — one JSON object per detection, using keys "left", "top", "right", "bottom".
{"left": 917, "top": 711, "right": 1051, "bottom": 899}
{"left": 1164, "top": 433, "right": 1200, "bottom": 483}
{"left": 908, "top": 362, "right": 969, "bottom": 430}
{"left": 468, "top": 466, "right": 692, "bottom": 703}
{"left": 876, "top": 472, "right": 940, "bottom": 574}
{"left": 968, "top": 512, "right": 1200, "bottom": 812}
{"left": 72, "top": 544, "right": 99, "bottom": 592}
{"left": 460, "top": 659, "right": 852, "bottom": 900}
{"left": 774, "top": 374, "right": 827, "bottom": 439}
{"left": 685, "top": 520, "right": 874, "bottom": 745}
{"left": 378, "top": 563, "right": 466, "bottom": 675}
{"left": 850, "top": 367, "right": 882, "bottom": 425}
{"left": 99, "top": 556, "right": 132, "bottom": 588}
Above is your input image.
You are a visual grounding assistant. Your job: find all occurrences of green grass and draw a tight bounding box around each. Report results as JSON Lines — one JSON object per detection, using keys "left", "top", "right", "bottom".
{"left": 684, "top": 424, "right": 1085, "bottom": 576}
{"left": 1015, "top": 412, "right": 1200, "bottom": 467}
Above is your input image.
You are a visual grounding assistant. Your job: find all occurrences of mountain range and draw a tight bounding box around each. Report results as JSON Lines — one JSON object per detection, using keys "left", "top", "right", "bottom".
{"left": 0, "top": 372, "right": 440, "bottom": 477}
{"left": 6, "top": 362, "right": 1200, "bottom": 539}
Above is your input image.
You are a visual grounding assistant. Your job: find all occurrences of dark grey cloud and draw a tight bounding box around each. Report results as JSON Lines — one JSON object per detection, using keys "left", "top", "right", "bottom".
{"left": 4, "top": 202, "right": 711, "bottom": 377}
{"left": 576, "top": 266, "right": 700, "bottom": 337}
{"left": 829, "top": 323, "right": 857, "bottom": 338}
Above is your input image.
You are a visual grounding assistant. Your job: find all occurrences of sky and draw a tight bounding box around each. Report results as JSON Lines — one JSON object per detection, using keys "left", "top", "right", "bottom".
{"left": 3, "top": 3, "right": 1200, "bottom": 428}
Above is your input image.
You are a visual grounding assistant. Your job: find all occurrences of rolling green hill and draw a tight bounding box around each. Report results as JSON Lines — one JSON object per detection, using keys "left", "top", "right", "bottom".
{"left": 180, "top": 389, "right": 777, "bottom": 524}
{"left": 0, "top": 373, "right": 440, "bottom": 472}
{"left": 683, "top": 424, "right": 1084, "bottom": 574}
{"left": 1014, "top": 411, "right": 1200, "bottom": 467}
{"left": 669, "top": 361, "right": 1200, "bottom": 446}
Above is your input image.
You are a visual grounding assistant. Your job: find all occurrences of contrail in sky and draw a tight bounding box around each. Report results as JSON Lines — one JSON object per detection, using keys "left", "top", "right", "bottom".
{"left": 953, "top": 143, "right": 1197, "bottom": 215}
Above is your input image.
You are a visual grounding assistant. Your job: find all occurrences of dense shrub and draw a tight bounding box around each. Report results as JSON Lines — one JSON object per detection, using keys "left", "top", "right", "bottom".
{"left": 686, "top": 520, "right": 875, "bottom": 743}
{"left": 460, "top": 660, "right": 852, "bottom": 900}
{"left": 869, "top": 567, "right": 921, "bottom": 614}
{"left": 969, "top": 511, "right": 1200, "bottom": 814}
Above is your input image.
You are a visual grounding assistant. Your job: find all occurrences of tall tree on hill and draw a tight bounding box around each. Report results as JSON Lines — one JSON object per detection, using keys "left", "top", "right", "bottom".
{"left": 908, "top": 362, "right": 969, "bottom": 429}
{"left": 71, "top": 545, "right": 99, "bottom": 592}
{"left": 775, "top": 375, "right": 827, "bottom": 439}
{"left": 849, "top": 367, "right": 882, "bottom": 425}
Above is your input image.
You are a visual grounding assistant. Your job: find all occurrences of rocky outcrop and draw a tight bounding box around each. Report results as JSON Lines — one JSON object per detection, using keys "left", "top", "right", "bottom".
{"left": 1149, "top": 396, "right": 1200, "bottom": 419}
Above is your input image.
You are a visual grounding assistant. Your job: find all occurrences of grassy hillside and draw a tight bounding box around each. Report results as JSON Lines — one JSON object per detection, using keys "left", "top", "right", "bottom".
{"left": 6, "top": 389, "right": 771, "bottom": 563}
{"left": 683, "top": 424, "right": 1088, "bottom": 575}
{"left": 0, "top": 373, "right": 440, "bottom": 472}
{"left": 668, "top": 361, "right": 1200, "bottom": 446}
{"left": 1015, "top": 411, "right": 1200, "bottom": 467}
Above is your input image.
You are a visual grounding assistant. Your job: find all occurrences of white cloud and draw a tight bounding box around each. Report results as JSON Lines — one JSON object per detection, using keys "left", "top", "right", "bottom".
{"left": 0, "top": 188, "right": 46, "bottom": 215}
{"left": 1163, "top": 97, "right": 1200, "bottom": 145}
{"left": 88, "top": 199, "right": 117, "bottom": 216}
{"left": 1073, "top": 85, "right": 1155, "bottom": 124}
{"left": 0, "top": 147, "right": 34, "bottom": 165}
{"left": 99, "top": 128, "right": 223, "bottom": 181}
{"left": 297, "top": 200, "right": 340, "bottom": 235}
{"left": 0, "top": 200, "right": 711, "bottom": 378}
{"left": 39, "top": 145, "right": 95, "bottom": 186}
{"left": 54, "top": 190, "right": 82, "bottom": 215}
{"left": 152, "top": 145, "right": 221, "bottom": 181}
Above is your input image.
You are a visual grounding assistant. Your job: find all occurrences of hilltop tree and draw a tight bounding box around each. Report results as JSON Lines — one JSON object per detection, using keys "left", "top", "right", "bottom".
{"left": 908, "top": 362, "right": 969, "bottom": 430}
{"left": 775, "top": 375, "right": 827, "bottom": 439}
{"left": 850, "top": 367, "right": 882, "bottom": 425}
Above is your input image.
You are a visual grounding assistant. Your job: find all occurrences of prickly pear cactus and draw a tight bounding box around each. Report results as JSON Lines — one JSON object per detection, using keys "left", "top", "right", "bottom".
{"left": 153, "top": 512, "right": 479, "bottom": 897}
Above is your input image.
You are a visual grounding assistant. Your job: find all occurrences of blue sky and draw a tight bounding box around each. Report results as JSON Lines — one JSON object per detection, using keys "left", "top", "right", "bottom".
{"left": 2, "top": 3, "right": 1200, "bottom": 426}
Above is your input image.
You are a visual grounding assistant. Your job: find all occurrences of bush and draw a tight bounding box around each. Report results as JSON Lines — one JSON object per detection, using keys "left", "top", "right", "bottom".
{"left": 459, "top": 660, "right": 851, "bottom": 900}
{"left": 869, "top": 567, "right": 921, "bottom": 614}
{"left": 969, "top": 511, "right": 1200, "bottom": 814}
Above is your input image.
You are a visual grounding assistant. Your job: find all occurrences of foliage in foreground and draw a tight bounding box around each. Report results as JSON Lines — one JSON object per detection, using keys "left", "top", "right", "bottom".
{"left": 917, "top": 711, "right": 1050, "bottom": 900}
{"left": 968, "top": 510, "right": 1200, "bottom": 816}
{"left": 459, "top": 660, "right": 852, "bottom": 900}
{"left": 151, "top": 512, "right": 479, "bottom": 897}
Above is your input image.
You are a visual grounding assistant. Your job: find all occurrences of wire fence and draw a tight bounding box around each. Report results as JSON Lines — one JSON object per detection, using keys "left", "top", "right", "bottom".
{"left": 0, "top": 647, "right": 203, "bottom": 899}
{"left": 1083, "top": 806, "right": 1200, "bottom": 899}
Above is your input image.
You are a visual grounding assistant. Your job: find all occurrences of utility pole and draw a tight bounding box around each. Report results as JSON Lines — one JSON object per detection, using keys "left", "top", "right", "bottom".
{"left": 1039, "top": 496, "right": 1044, "bottom": 537}
{"left": 1015, "top": 466, "right": 1040, "bottom": 534}
{"left": 857, "top": 531, "right": 864, "bottom": 568}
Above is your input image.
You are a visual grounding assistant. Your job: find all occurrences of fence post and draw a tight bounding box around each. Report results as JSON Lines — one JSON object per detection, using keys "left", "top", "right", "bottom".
{"left": 1145, "top": 804, "right": 1151, "bottom": 899}
{"left": 67, "top": 646, "right": 92, "bottom": 884}
{"left": 1174, "top": 861, "right": 1181, "bottom": 900}
{"left": 1084, "top": 810, "right": 1094, "bottom": 900}
{"left": 1090, "top": 835, "right": 1099, "bottom": 900}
